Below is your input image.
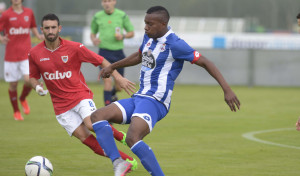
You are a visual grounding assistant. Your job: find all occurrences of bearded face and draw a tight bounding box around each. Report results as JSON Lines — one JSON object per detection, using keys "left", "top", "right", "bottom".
{"left": 41, "top": 20, "right": 61, "bottom": 42}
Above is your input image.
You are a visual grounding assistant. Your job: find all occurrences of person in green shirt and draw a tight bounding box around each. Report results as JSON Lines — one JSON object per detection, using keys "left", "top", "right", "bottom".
{"left": 90, "top": 0, "right": 134, "bottom": 106}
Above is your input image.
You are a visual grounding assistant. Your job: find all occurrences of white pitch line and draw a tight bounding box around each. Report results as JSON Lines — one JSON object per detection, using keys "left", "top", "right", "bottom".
{"left": 242, "top": 128, "right": 300, "bottom": 150}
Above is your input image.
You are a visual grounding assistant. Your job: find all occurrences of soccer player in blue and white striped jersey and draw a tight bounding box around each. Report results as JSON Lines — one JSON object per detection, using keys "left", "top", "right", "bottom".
{"left": 91, "top": 6, "right": 241, "bottom": 176}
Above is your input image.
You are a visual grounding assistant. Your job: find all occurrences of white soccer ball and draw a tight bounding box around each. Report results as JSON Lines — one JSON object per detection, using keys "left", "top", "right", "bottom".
{"left": 25, "top": 156, "right": 53, "bottom": 176}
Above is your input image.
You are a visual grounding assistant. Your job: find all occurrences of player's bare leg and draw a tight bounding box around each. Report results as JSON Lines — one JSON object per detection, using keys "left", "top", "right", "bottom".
{"left": 73, "top": 123, "right": 93, "bottom": 142}
{"left": 9, "top": 82, "right": 18, "bottom": 91}
{"left": 125, "top": 117, "right": 150, "bottom": 147}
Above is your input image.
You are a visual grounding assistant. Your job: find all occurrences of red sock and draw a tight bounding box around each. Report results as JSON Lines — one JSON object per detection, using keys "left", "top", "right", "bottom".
{"left": 82, "top": 134, "right": 106, "bottom": 156}
{"left": 19, "top": 85, "right": 32, "bottom": 101}
{"left": 119, "top": 150, "right": 133, "bottom": 161}
{"left": 8, "top": 90, "right": 19, "bottom": 112}
{"left": 82, "top": 134, "right": 133, "bottom": 161}
{"left": 110, "top": 124, "right": 124, "bottom": 141}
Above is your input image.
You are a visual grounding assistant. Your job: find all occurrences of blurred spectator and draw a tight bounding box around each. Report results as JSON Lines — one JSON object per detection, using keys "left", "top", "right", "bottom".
{"left": 0, "top": 0, "right": 43, "bottom": 120}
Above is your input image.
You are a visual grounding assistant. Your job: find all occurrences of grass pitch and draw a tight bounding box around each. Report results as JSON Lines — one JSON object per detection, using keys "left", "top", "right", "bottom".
{"left": 0, "top": 81, "right": 299, "bottom": 176}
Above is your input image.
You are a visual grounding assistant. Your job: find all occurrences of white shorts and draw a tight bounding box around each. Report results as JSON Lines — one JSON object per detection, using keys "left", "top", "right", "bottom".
{"left": 56, "top": 99, "right": 97, "bottom": 136}
{"left": 4, "top": 60, "right": 29, "bottom": 82}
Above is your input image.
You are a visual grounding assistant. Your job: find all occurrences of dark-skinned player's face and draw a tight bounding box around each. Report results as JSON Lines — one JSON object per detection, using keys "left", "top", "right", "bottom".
{"left": 41, "top": 20, "right": 61, "bottom": 42}
{"left": 144, "top": 13, "right": 167, "bottom": 39}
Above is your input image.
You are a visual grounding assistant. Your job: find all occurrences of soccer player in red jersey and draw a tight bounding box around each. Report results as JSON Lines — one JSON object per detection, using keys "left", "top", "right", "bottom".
{"left": 29, "top": 13, "right": 138, "bottom": 171}
{"left": 0, "top": 0, "right": 43, "bottom": 121}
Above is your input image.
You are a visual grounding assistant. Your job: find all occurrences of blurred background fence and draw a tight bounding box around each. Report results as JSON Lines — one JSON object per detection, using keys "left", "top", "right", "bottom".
{"left": 1, "top": 0, "right": 300, "bottom": 86}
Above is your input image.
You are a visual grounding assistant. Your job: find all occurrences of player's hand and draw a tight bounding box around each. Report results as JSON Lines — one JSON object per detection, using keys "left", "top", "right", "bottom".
{"left": 115, "top": 33, "right": 123, "bottom": 41}
{"left": 115, "top": 77, "right": 136, "bottom": 95}
{"left": 35, "top": 83, "right": 48, "bottom": 96}
{"left": 92, "top": 38, "right": 101, "bottom": 46}
{"left": 99, "top": 66, "right": 114, "bottom": 80}
{"left": 224, "top": 91, "right": 240, "bottom": 112}
{"left": 0, "top": 34, "right": 9, "bottom": 44}
{"left": 295, "top": 117, "right": 300, "bottom": 131}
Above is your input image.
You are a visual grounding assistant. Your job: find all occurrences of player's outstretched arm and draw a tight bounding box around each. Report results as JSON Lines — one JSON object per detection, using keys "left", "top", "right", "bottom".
{"left": 111, "top": 70, "right": 136, "bottom": 95}
{"left": 100, "top": 51, "right": 141, "bottom": 79}
{"left": 99, "top": 59, "right": 136, "bottom": 95}
{"left": 194, "top": 55, "right": 240, "bottom": 112}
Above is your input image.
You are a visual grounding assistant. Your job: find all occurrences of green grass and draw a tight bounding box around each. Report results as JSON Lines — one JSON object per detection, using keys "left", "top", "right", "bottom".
{"left": 0, "top": 81, "right": 300, "bottom": 176}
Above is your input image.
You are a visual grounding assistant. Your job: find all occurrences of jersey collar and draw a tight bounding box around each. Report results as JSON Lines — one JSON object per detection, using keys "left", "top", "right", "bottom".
{"left": 156, "top": 26, "right": 173, "bottom": 42}
{"left": 44, "top": 37, "right": 64, "bottom": 53}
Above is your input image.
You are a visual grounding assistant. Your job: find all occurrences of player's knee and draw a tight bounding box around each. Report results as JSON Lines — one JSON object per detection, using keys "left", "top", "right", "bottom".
{"left": 90, "top": 109, "right": 103, "bottom": 123}
{"left": 103, "top": 77, "right": 113, "bottom": 84}
{"left": 24, "top": 80, "right": 31, "bottom": 87}
{"left": 9, "top": 82, "right": 18, "bottom": 91}
{"left": 125, "top": 133, "right": 141, "bottom": 147}
{"left": 73, "top": 125, "right": 91, "bottom": 142}
{"left": 125, "top": 136, "right": 134, "bottom": 147}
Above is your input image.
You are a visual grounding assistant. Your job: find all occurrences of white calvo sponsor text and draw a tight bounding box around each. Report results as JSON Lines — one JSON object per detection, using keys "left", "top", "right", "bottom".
{"left": 9, "top": 27, "right": 30, "bottom": 35}
{"left": 44, "top": 71, "right": 72, "bottom": 80}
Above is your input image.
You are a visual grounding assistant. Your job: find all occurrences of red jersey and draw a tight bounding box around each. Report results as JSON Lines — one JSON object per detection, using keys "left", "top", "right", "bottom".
{"left": 0, "top": 7, "right": 37, "bottom": 62}
{"left": 29, "top": 38, "right": 104, "bottom": 115}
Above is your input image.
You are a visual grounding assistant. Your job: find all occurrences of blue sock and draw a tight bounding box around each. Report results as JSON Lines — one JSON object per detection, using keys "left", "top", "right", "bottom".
{"left": 104, "top": 91, "right": 112, "bottom": 106}
{"left": 92, "top": 120, "right": 120, "bottom": 162}
{"left": 131, "top": 141, "right": 164, "bottom": 176}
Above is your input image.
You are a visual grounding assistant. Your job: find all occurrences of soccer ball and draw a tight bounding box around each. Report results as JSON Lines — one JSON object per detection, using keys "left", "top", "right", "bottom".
{"left": 25, "top": 156, "right": 53, "bottom": 176}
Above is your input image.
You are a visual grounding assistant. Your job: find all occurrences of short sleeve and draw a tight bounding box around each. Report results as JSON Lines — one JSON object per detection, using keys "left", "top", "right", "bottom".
{"left": 76, "top": 43, "right": 103, "bottom": 66}
{"left": 170, "top": 39, "right": 201, "bottom": 63}
{"left": 90, "top": 15, "right": 99, "bottom": 34}
{"left": 30, "top": 9, "right": 37, "bottom": 28}
{"left": 29, "top": 53, "right": 41, "bottom": 79}
{"left": 0, "top": 12, "right": 7, "bottom": 32}
{"left": 123, "top": 14, "right": 134, "bottom": 32}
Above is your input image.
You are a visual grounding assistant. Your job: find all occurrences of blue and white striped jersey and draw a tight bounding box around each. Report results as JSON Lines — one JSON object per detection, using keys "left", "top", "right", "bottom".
{"left": 134, "top": 28, "right": 201, "bottom": 110}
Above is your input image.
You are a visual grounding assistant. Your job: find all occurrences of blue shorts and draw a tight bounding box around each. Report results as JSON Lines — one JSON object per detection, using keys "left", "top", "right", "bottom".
{"left": 98, "top": 49, "right": 125, "bottom": 76}
{"left": 113, "top": 95, "right": 168, "bottom": 132}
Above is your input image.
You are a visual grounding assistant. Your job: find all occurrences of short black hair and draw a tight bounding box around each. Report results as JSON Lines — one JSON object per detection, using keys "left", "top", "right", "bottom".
{"left": 146, "top": 6, "right": 170, "bottom": 23}
{"left": 297, "top": 13, "right": 300, "bottom": 19}
{"left": 41, "top": 13, "right": 60, "bottom": 26}
{"left": 11, "top": 0, "right": 24, "bottom": 3}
